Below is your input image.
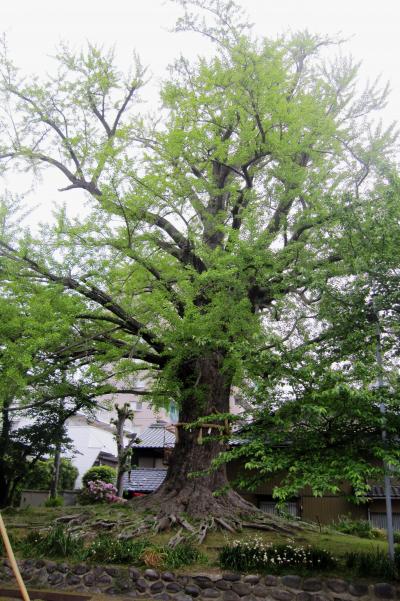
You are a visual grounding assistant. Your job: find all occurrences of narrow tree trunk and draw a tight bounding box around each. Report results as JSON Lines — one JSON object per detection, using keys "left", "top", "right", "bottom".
{"left": 0, "top": 401, "right": 13, "bottom": 508}
{"left": 113, "top": 403, "right": 135, "bottom": 497}
{"left": 0, "top": 473, "right": 12, "bottom": 508}
{"left": 136, "top": 352, "right": 256, "bottom": 518}
{"left": 50, "top": 445, "right": 61, "bottom": 499}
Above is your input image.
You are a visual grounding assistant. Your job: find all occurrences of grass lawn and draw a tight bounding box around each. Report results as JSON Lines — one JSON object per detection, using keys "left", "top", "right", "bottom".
{"left": 0, "top": 505, "right": 394, "bottom": 579}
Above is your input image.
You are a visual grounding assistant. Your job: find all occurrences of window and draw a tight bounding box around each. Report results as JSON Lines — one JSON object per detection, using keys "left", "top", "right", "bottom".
{"left": 259, "top": 500, "right": 299, "bottom": 517}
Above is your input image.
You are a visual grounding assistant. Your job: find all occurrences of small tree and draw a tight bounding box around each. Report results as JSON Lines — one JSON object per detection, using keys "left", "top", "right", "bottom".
{"left": 111, "top": 403, "right": 137, "bottom": 497}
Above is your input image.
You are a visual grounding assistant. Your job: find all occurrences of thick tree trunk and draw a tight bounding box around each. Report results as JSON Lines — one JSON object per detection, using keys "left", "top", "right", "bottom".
{"left": 135, "top": 352, "right": 256, "bottom": 518}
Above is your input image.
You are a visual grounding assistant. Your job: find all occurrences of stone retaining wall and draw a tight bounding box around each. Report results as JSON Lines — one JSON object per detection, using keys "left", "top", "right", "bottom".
{"left": 0, "top": 559, "right": 398, "bottom": 600}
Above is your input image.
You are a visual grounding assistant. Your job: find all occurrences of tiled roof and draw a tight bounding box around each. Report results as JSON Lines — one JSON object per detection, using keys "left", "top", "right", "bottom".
{"left": 123, "top": 468, "right": 167, "bottom": 492}
{"left": 134, "top": 421, "right": 175, "bottom": 448}
{"left": 369, "top": 485, "right": 400, "bottom": 499}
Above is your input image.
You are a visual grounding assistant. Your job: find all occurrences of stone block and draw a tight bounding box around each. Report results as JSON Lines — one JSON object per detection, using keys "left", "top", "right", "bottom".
{"left": 66, "top": 573, "right": 81, "bottom": 586}
{"left": 45, "top": 561, "right": 57, "bottom": 573}
{"left": 244, "top": 576, "right": 260, "bottom": 585}
{"left": 374, "top": 583, "right": 395, "bottom": 599}
{"left": 144, "top": 568, "right": 160, "bottom": 580}
{"left": 98, "top": 574, "right": 112, "bottom": 585}
{"left": 194, "top": 576, "right": 213, "bottom": 588}
{"left": 282, "top": 576, "right": 302, "bottom": 589}
{"left": 252, "top": 584, "right": 270, "bottom": 597}
{"left": 348, "top": 582, "right": 369, "bottom": 597}
{"left": 271, "top": 589, "right": 294, "bottom": 601}
{"left": 222, "top": 591, "right": 240, "bottom": 601}
{"left": 326, "top": 579, "right": 347, "bottom": 594}
{"left": 185, "top": 584, "right": 201, "bottom": 596}
{"left": 151, "top": 581, "right": 165, "bottom": 593}
{"left": 135, "top": 578, "right": 148, "bottom": 593}
{"left": 162, "top": 571, "right": 175, "bottom": 581}
{"left": 83, "top": 573, "right": 95, "bottom": 586}
{"left": 302, "top": 579, "right": 322, "bottom": 592}
{"left": 223, "top": 573, "right": 241, "bottom": 582}
{"left": 48, "top": 572, "right": 64, "bottom": 586}
{"left": 130, "top": 567, "right": 141, "bottom": 580}
{"left": 166, "top": 582, "right": 182, "bottom": 593}
{"left": 175, "top": 594, "right": 193, "bottom": 601}
{"left": 202, "top": 588, "right": 221, "bottom": 598}
{"left": 74, "top": 564, "right": 89, "bottom": 575}
{"left": 231, "top": 582, "right": 251, "bottom": 597}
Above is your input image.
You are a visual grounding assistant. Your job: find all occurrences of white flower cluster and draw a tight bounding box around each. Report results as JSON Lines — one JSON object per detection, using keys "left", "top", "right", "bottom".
{"left": 229, "top": 537, "right": 335, "bottom": 569}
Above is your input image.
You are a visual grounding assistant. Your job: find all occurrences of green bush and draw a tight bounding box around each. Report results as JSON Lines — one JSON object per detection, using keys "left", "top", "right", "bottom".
{"left": 84, "top": 536, "right": 151, "bottom": 563}
{"left": 82, "top": 465, "right": 116, "bottom": 487}
{"left": 345, "top": 548, "right": 398, "bottom": 580}
{"left": 23, "top": 458, "right": 78, "bottom": 491}
{"left": 44, "top": 496, "right": 64, "bottom": 508}
{"left": 219, "top": 538, "right": 337, "bottom": 573}
{"left": 162, "top": 543, "right": 204, "bottom": 569}
{"left": 333, "top": 515, "right": 377, "bottom": 539}
{"left": 19, "top": 524, "right": 83, "bottom": 559}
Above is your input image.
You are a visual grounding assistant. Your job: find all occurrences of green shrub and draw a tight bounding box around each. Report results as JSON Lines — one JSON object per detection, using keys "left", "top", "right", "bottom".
{"left": 219, "top": 538, "right": 337, "bottom": 573}
{"left": 345, "top": 548, "right": 398, "bottom": 580}
{"left": 44, "top": 496, "right": 64, "bottom": 508}
{"left": 82, "top": 465, "right": 116, "bottom": 487}
{"left": 84, "top": 536, "right": 150, "bottom": 564}
{"left": 333, "top": 515, "right": 377, "bottom": 539}
{"left": 23, "top": 459, "right": 78, "bottom": 491}
{"left": 162, "top": 543, "right": 204, "bottom": 569}
{"left": 19, "top": 524, "right": 83, "bottom": 559}
{"left": 83, "top": 537, "right": 202, "bottom": 568}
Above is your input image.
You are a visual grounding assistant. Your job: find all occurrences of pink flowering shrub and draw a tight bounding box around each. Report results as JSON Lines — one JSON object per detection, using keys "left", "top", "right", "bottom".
{"left": 81, "top": 480, "right": 126, "bottom": 504}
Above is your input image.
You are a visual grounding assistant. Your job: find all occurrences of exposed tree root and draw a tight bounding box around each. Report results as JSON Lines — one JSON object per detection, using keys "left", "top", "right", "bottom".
{"left": 124, "top": 480, "right": 304, "bottom": 546}
{"left": 131, "top": 480, "right": 259, "bottom": 521}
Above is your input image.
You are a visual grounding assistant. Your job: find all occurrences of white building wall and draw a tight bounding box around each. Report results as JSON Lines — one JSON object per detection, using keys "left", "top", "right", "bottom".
{"left": 63, "top": 416, "right": 119, "bottom": 487}
{"left": 13, "top": 378, "right": 244, "bottom": 489}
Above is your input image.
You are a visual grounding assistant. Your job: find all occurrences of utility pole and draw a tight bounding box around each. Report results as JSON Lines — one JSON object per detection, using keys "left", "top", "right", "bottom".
{"left": 374, "top": 306, "right": 395, "bottom": 561}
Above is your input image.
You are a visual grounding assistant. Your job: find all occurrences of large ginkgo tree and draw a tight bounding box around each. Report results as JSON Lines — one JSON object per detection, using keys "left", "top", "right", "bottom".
{"left": 0, "top": 1, "right": 397, "bottom": 525}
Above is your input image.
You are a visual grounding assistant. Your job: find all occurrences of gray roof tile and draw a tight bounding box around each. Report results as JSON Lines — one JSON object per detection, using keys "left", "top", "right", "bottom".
{"left": 134, "top": 422, "right": 175, "bottom": 448}
{"left": 369, "top": 485, "right": 400, "bottom": 499}
{"left": 123, "top": 468, "right": 167, "bottom": 492}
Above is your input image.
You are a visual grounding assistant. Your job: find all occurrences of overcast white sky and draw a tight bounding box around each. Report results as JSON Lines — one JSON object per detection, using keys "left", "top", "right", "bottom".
{"left": 2, "top": 0, "right": 400, "bottom": 226}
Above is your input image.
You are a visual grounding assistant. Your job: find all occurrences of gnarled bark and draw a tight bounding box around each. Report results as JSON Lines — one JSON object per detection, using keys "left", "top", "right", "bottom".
{"left": 133, "top": 352, "right": 257, "bottom": 519}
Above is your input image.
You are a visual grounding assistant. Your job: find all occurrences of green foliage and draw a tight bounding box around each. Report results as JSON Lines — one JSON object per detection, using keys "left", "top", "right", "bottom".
{"left": 44, "top": 496, "right": 64, "bottom": 508}
{"left": 333, "top": 515, "right": 378, "bottom": 539}
{"left": 0, "top": 256, "right": 110, "bottom": 507}
{"left": 0, "top": 0, "right": 399, "bottom": 511}
{"left": 162, "top": 542, "right": 204, "bottom": 569}
{"left": 23, "top": 459, "right": 78, "bottom": 491}
{"left": 82, "top": 466, "right": 117, "bottom": 487}
{"left": 224, "top": 374, "right": 400, "bottom": 502}
{"left": 345, "top": 548, "right": 400, "bottom": 580}
{"left": 19, "top": 524, "right": 83, "bottom": 559}
{"left": 84, "top": 535, "right": 150, "bottom": 564}
{"left": 219, "top": 538, "right": 337, "bottom": 573}
{"left": 394, "top": 532, "right": 400, "bottom": 544}
{"left": 17, "top": 526, "right": 202, "bottom": 569}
